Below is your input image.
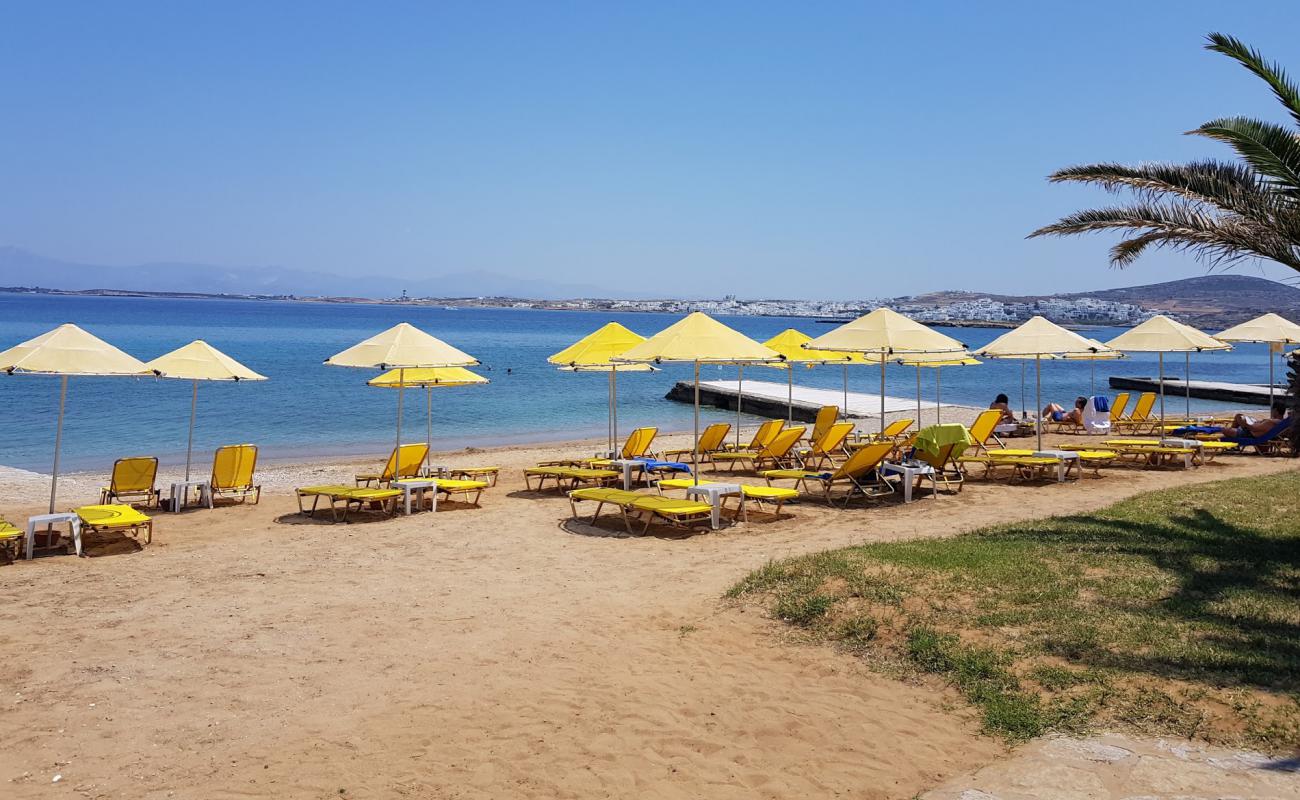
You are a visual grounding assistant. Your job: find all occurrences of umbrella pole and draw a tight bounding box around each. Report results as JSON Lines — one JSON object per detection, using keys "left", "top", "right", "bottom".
{"left": 1035, "top": 355, "right": 1043, "bottom": 452}
{"left": 1020, "top": 361, "right": 1026, "bottom": 418}
{"left": 915, "top": 366, "right": 921, "bottom": 425}
{"left": 879, "top": 352, "right": 886, "bottom": 436}
{"left": 1158, "top": 353, "right": 1165, "bottom": 432}
{"left": 49, "top": 375, "right": 68, "bottom": 515}
{"left": 1269, "top": 345, "right": 1275, "bottom": 408}
{"left": 396, "top": 368, "right": 405, "bottom": 458}
{"left": 612, "top": 368, "right": 619, "bottom": 454}
{"left": 693, "top": 361, "right": 700, "bottom": 486}
{"left": 185, "top": 378, "right": 197, "bottom": 482}
{"left": 1185, "top": 352, "right": 1191, "bottom": 420}
{"left": 608, "top": 369, "right": 615, "bottom": 456}
{"left": 427, "top": 385, "right": 433, "bottom": 458}
{"left": 787, "top": 366, "right": 794, "bottom": 423}
{"left": 936, "top": 368, "right": 942, "bottom": 424}
{"left": 841, "top": 363, "right": 848, "bottom": 422}
{"left": 736, "top": 365, "right": 744, "bottom": 449}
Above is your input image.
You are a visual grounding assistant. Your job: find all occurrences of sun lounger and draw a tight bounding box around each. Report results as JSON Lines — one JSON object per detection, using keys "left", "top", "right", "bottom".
{"left": 1071, "top": 439, "right": 1202, "bottom": 469}
{"left": 663, "top": 422, "right": 732, "bottom": 463}
{"left": 909, "top": 424, "right": 973, "bottom": 493}
{"left": 966, "top": 409, "right": 1006, "bottom": 454}
{"left": 851, "top": 417, "right": 914, "bottom": 447}
{"left": 99, "top": 456, "right": 161, "bottom": 508}
{"left": 567, "top": 488, "right": 716, "bottom": 534}
{"left": 655, "top": 479, "right": 800, "bottom": 517}
{"left": 809, "top": 405, "right": 839, "bottom": 444}
{"left": 1109, "top": 392, "right": 1130, "bottom": 425}
{"left": 1112, "top": 392, "right": 1157, "bottom": 434}
{"left": 550, "top": 427, "right": 659, "bottom": 468}
{"left": 210, "top": 444, "right": 261, "bottom": 505}
{"left": 296, "top": 485, "right": 402, "bottom": 522}
{"left": 762, "top": 441, "right": 895, "bottom": 506}
{"left": 523, "top": 466, "right": 620, "bottom": 492}
{"left": 0, "top": 517, "right": 23, "bottom": 561}
{"left": 432, "top": 478, "right": 489, "bottom": 507}
{"left": 356, "top": 443, "right": 430, "bottom": 487}
{"left": 722, "top": 419, "right": 785, "bottom": 453}
{"left": 447, "top": 467, "right": 500, "bottom": 486}
{"left": 711, "top": 426, "right": 806, "bottom": 472}
{"left": 1222, "top": 417, "right": 1293, "bottom": 454}
{"left": 959, "top": 449, "right": 1116, "bottom": 481}
{"left": 75, "top": 503, "right": 154, "bottom": 545}
{"left": 796, "top": 421, "right": 855, "bottom": 470}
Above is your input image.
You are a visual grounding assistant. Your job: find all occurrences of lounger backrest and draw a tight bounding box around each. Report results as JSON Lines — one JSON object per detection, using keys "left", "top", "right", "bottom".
{"left": 762, "top": 426, "right": 807, "bottom": 458}
{"left": 882, "top": 418, "right": 913, "bottom": 438}
{"left": 621, "top": 427, "right": 658, "bottom": 458}
{"left": 697, "top": 423, "right": 731, "bottom": 453}
{"left": 812, "top": 422, "right": 855, "bottom": 455}
{"left": 1109, "top": 393, "right": 1130, "bottom": 421}
{"left": 747, "top": 419, "right": 785, "bottom": 450}
{"left": 1130, "top": 392, "right": 1156, "bottom": 421}
{"left": 812, "top": 406, "right": 839, "bottom": 443}
{"left": 834, "top": 442, "right": 892, "bottom": 480}
{"left": 383, "top": 443, "right": 429, "bottom": 480}
{"left": 110, "top": 457, "right": 158, "bottom": 494}
{"left": 967, "top": 409, "right": 1002, "bottom": 444}
{"left": 211, "top": 444, "right": 258, "bottom": 490}
{"left": 915, "top": 442, "right": 959, "bottom": 470}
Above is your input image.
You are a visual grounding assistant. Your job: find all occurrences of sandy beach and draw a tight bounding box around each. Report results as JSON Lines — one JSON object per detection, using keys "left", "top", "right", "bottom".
{"left": 2, "top": 427, "right": 1297, "bottom": 799}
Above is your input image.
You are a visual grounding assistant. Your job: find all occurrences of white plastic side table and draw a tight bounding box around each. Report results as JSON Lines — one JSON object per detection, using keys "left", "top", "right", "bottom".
{"left": 170, "top": 480, "right": 212, "bottom": 512}
{"left": 1033, "top": 450, "right": 1081, "bottom": 483}
{"left": 25, "top": 512, "right": 82, "bottom": 560}
{"left": 609, "top": 459, "right": 645, "bottom": 491}
{"left": 685, "top": 482, "right": 743, "bottom": 530}
{"left": 880, "top": 461, "right": 936, "bottom": 503}
{"left": 393, "top": 479, "right": 438, "bottom": 515}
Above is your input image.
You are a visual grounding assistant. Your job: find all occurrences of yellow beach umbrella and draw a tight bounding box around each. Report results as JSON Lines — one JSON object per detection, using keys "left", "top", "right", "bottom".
{"left": 1216, "top": 313, "right": 1300, "bottom": 407}
{"left": 760, "top": 329, "right": 861, "bottom": 431}
{"left": 615, "top": 312, "right": 782, "bottom": 484}
{"left": 894, "top": 352, "right": 982, "bottom": 426}
{"left": 326, "top": 323, "right": 480, "bottom": 461}
{"left": 548, "top": 322, "right": 655, "bottom": 455}
{"left": 1106, "top": 315, "right": 1230, "bottom": 431}
{"left": 806, "top": 307, "right": 967, "bottom": 435}
{"left": 368, "top": 367, "right": 488, "bottom": 459}
{"left": 977, "top": 316, "right": 1111, "bottom": 450}
{"left": 145, "top": 340, "right": 268, "bottom": 481}
{"left": 0, "top": 323, "right": 150, "bottom": 512}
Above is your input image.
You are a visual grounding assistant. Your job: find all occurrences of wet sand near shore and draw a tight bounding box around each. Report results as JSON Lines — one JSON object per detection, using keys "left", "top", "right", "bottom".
{"left": 2, "top": 429, "right": 1296, "bottom": 799}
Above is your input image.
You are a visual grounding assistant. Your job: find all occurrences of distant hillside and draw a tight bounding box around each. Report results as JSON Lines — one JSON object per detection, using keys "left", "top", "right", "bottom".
{"left": 908, "top": 274, "right": 1300, "bottom": 328}
{"left": 0, "top": 246, "right": 607, "bottom": 301}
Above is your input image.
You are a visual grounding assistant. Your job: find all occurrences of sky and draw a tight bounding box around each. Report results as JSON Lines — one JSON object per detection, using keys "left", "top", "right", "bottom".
{"left": 1, "top": 1, "right": 1298, "bottom": 299}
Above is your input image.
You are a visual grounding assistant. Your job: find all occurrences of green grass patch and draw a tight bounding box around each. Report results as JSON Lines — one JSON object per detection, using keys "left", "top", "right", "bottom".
{"left": 729, "top": 471, "right": 1300, "bottom": 750}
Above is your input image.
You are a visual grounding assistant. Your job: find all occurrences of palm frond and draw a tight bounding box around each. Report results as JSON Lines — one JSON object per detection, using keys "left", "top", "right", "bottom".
{"left": 1045, "top": 160, "right": 1280, "bottom": 217}
{"left": 1190, "top": 117, "right": 1300, "bottom": 191}
{"left": 1206, "top": 33, "right": 1300, "bottom": 129}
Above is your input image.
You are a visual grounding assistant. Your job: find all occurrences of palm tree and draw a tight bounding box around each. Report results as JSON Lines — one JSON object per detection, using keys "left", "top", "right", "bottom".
{"left": 1029, "top": 33, "right": 1300, "bottom": 273}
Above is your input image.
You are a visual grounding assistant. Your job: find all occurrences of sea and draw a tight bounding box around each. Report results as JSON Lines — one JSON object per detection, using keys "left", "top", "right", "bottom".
{"left": 0, "top": 292, "right": 1284, "bottom": 473}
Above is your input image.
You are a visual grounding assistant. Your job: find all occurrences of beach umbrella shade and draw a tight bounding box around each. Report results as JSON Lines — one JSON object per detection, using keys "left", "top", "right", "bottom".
{"left": 547, "top": 322, "right": 655, "bottom": 455}
{"left": 894, "top": 353, "right": 981, "bottom": 425}
{"left": 1106, "top": 315, "right": 1230, "bottom": 432}
{"left": 806, "top": 308, "right": 967, "bottom": 435}
{"left": 0, "top": 323, "right": 150, "bottom": 513}
{"left": 759, "top": 329, "right": 862, "bottom": 432}
{"left": 615, "top": 312, "right": 782, "bottom": 485}
{"left": 326, "top": 322, "right": 479, "bottom": 462}
{"left": 368, "top": 366, "right": 488, "bottom": 458}
{"left": 976, "top": 316, "right": 1112, "bottom": 450}
{"left": 145, "top": 340, "right": 267, "bottom": 482}
{"left": 1216, "top": 313, "right": 1300, "bottom": 407}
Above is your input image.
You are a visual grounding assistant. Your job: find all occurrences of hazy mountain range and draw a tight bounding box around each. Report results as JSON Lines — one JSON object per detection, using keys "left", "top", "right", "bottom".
{"left": 0, "top": 246, "right": 607, "bottom": 300}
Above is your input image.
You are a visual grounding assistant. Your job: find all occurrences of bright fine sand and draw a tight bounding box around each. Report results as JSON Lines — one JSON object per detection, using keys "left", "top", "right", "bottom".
{"left": 2, "top": 429, "right": 1297, "bottom": 799}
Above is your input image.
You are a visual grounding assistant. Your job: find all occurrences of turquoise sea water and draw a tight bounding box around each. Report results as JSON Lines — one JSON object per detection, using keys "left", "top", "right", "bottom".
{"left": 0, "top": 292, "right": 1281, "bottom": 472}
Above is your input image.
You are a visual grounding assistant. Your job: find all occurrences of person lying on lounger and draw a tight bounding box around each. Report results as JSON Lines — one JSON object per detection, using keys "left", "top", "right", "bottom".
{"left": 990, "top": 393, "right": 1016, "bottom": 423}
{"left": 1042, "top": 397, "right": 1086, "bottom": 427}
{"left": 1221, "top": 403, "right": 1288, "bottom": 438}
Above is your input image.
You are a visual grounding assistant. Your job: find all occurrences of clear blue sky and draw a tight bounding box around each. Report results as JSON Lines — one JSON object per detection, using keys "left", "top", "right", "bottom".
{"left": 1, "top": 1, "right": 1296, "bottom": 298}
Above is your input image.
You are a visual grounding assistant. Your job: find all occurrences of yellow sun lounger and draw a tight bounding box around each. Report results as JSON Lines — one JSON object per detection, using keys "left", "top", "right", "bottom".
{"left": 574, "top": 426, "right": 659, "bottom": 467}
{"left": 100, "top": 456, "right": 161, "bottom": 508}
{"left": 809, "top": 405, "right": 839, "bottom": 445}
{"left": 763, "top": 441, "right": 895, "bottom": 506}
{"left": 959, "top": 449, "right": 1116, "bottom": 481}
{"left": 711, "top": 426, "right": 806, "bottom": 472}
{"left": 356, "top": 443, "right": 430, "bottom": 487}
{"left": 210, "top": 444, "right": 261, "bottom": 505}
{"left": 1112, "top": 392, "right": 1157, "bottom": 434}
{"left": 567, "top": 488, "right": 716, "bottom": 534}
{"left": 447, "top": 467, "right": 500, "bottom": 486}
{"left": 296, "top": 485, "right": 402, "bottom": 522}
{"left": 0, "top": 517, "right": 23, "bottom": 561}
{"left": 966, "top": 409, "right": 1006, "bottom": 454}
{"left": 663, "top": 422, "right": 732, "bottom": 463}
{"left": 796, "top": 422, "right": 855, "bottom": 470}
{"left": 523, "top": 466, "right": 620, "bottom": 492}
{"left": 75, "top": 504, "right": 154, "bottom": 545}
{"left": 1068, "top": 440, "right": 1201, "bottom": 469}
{"left": 434, "top": 478, "right": 489, "bottom": 507}
{"left": 723, "top": 418, "right": 785, "bottom": 453}
{"left": 851, "top": 417, "right": 914, "bottom": 447}
{"left": 655, "top": 479, "right": 800, "bottom": 517}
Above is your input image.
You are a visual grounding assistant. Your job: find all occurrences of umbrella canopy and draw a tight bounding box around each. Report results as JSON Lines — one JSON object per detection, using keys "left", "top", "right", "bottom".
{"left": 548, "top": 322, "right": 655, "bottom": 455}
{"left": 616, "top": 312, "right": 781, "bottom": 485}
{"left": 1216, "top": 313, "right": 1300, "bottom": 406}
{"left": 1107, "top": 315, "right": 1230, "bottom": 431}
{"left": 327, "top": 323, "right": 480, "bottom": 463}
{"left": 977, "top": 316, "right": 1110, "bottom": 450}
{"left": 806, "top": 308, "right": 966, "bottom": 434}
{"left": 0, "top": 324, "right": 150, "bottom": 513}
{"left": 325, "top": 322, "right": 478, "bottom": 369}
{"left": 368, "top": 367, "right": 489, "bottom": 460}
{"left": 145, "top": 340, "right": 268, "bottom": 482}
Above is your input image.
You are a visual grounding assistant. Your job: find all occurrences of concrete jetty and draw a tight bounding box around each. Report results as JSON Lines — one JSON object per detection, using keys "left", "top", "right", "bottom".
{"left": 665, "top": 379, "right": 978, "bottom": 423}
{"left": 1109, "top": 376, "right": 1283, "bottom": 406}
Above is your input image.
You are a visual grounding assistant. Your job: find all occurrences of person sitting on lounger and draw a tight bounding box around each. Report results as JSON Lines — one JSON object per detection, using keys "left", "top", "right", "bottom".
{"left": 990, "top": 394, "right": 1016, "bottom": 423}
{"left": 1221, "top": 403, "right": 1288, "bottom": 438}
{"left": 1043, "top": 397, "right": 1086, "bottom": 427}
